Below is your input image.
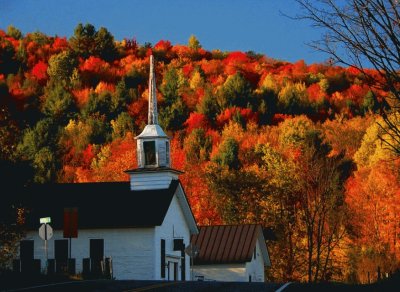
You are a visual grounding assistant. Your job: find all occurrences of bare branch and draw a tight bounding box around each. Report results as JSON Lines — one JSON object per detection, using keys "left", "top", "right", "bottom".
{"left": 296, "top": 0, "right": 400, "bottom": 154}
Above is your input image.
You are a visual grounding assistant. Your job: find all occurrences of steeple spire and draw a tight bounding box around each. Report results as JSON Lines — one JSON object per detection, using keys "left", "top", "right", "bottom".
{"left": 148, "top": 55, "right": 158, "bottom": 125}
{"left": 126, "top": 55, "right": 182, "bottom": 190}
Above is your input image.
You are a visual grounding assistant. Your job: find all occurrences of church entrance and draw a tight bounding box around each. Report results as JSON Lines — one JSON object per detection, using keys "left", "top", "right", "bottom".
{"left": 167, "top": 260, "right": 179, "bottom": 281}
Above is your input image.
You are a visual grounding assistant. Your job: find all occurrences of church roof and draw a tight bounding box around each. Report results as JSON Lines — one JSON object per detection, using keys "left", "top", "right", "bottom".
{"left": 135, "top": 124, "right": 168, "bottom": 139}
{"left": 19, "top": 180, "right": 180, "bottom": 230}
{"left": 124, "top": 167, "right": 183, "bottom": 174}
{"left": 191, "top": 224, "right": 270, "bottom": 266}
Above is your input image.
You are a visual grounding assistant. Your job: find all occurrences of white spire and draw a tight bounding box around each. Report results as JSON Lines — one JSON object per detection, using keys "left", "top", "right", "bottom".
{"left": 148, "top": 55, "right": 158, "bottom": 125}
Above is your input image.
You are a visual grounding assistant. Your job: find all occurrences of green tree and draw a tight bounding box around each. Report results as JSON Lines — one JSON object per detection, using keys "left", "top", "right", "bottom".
{"left": 353, "top": 114, "right": 398, "bottom": 168}
{"left": 159, "top": 97, "right": 189, "bottom": 131}
{"left": 278, "top": 115, "right": 317, "bottom": 147}
{"left": 255, "top": 88, "right": 278, "bottom": 124}
{"left": 258, "top": 144, "right": 300, "bottom": 281}
{"left": 42, "top": 83, "right": 77, "bottom": 122}
{"left": 160, "top": 67, "right": 181, "bottom": 106}
{"left": 86, "top": 114, "right": 112, "bottom": 145}
{"left": 17, "top": 119, "right": 56, "bottom": 159}
{"left": 0, "top": 38, "right": 19, "bottom": 75}
{"left": 159, "top": 67, "right": 189, "bottom": 131}
{"left": 124, "top": 67, "right": 146, "bottom": 90}
{"left": 217, "top": 72, "right": 253, "bottom": 109}
{"left": 206, "top": 164, "right": 266, "bottom": 224}
{"left": 94, "top": 27, "right": 118, "bottom": 61}
{"left": 69, "top": 23, "right": 96, "bottom": 59}
{"left": 6, "top": 25, "right": 22, "bottom": 40}
{"left": 361, "top": 91, "right": 379, "bottom": 114}
{"left": 26, "top": 31, "right": 50, "bottom": 45}
{"left": 17, "top": 118, "right": 60, "bottom": 183}
{"left": 197, "top": 88, "right": 219, "bottom": 125}
{"left": 277, "top": 82, "right": 309, "bottom": 114}
{"left": 47, "top": 50, "right": 78, "bottom": 85}
{"left": 111, "top": 112, "right": 134, "bottom": 139}
{"left": 16, "top": 41, "right": 27, "bottom": 65}
{"left": 70, "top": 23, "right": 117, "bottom": 61}
{"left": 112, "top": 80, "right": 133, "bottom": 114}
{"left": 188, "top": 35, "right": 202, "bottom": 50}
{"left": 32, "top": 147, "right": 57, "bottom": 183}
{"left": 213, "top": 137, "right": 240, "bottom": 170}
{"left": 183, "top": 128, "right": 212, "bottom": 163}
{"left": 62, "top": 119, "right": 93, "bottom": 153}
{"left": 82, "top": 91, "right": 113, "bottom": 118}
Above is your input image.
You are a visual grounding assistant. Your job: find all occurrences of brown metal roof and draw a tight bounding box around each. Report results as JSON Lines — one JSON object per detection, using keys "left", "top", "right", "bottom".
{"left": 191, "top": 224, "right": 261, "bottom": 265}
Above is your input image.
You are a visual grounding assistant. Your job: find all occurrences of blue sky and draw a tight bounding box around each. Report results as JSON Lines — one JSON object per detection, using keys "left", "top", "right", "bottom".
{"left": 0, "top": 0, "right": 329, "bottom": 64}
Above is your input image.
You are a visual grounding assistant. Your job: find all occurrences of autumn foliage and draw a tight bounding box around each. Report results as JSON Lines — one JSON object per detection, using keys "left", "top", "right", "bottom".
{"left": 1, "top": 24, "right": 399, "bottom": 283}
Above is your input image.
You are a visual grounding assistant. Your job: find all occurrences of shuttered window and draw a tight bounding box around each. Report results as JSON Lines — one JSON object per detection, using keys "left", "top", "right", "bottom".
{"left": 90, "top": 239, "right": 104, "bottom": 260}
{"left": 161, "top": 239, "right": 165, "bottom": 278}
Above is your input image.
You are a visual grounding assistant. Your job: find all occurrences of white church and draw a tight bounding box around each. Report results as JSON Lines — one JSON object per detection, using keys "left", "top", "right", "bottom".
{"left": 14, "top": 55, "right": 198, "bottom": 280}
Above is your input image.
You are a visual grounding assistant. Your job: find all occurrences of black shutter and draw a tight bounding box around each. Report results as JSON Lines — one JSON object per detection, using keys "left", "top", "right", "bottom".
{"left": 161, "top": 239, "right": 165, "bottom": 278}
{"left": 181, "top": 249, "right": 186, "bottom": 281}
{"left": 20, "top": 240, "right": 34, "bottom": 261}
{"left": 90, "top": 239, "right": 104, "bottom": 259}
{"left": 55, "top": 239, "right": 68, "bottom": 261}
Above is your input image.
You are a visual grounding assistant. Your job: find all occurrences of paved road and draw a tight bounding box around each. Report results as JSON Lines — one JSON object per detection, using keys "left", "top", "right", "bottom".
{"left": 4, "top": 280, "right": 282, "bottom": 292}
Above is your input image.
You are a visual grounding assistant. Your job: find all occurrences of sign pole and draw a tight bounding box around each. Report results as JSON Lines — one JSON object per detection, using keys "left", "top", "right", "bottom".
{"left": 44, "top": 222, "right": 48, "bottom": 273}
{"left": 191, "top": 254, "right": 193, "bottom": 281}
{"left": 39, "top": 217, "right": 52, "bottom": 274}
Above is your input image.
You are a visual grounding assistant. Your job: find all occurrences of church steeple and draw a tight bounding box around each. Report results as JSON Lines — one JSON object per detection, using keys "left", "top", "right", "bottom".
{"left": 148, "top": 55, "right": 158, "bottom": 125}
{"left": 134, "top": 55, "right": 170, "bottom": 169}
{"left": 125, "top": 55, "right": 182, "bottom": 190}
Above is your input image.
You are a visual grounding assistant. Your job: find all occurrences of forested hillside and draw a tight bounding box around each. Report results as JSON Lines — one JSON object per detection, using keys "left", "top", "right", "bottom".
{"left": 1, "top": 24, "right": 399, "bottom": 283}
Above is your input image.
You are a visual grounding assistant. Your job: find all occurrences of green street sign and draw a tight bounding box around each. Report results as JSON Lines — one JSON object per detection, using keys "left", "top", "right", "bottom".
{"left": 40, "top": 217, "right": 51, "bottom": 224}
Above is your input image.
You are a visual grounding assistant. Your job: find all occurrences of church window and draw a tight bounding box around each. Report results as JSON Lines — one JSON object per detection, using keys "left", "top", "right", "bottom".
{"left": 144, "top": 141, "right": 156, "bottom": 166}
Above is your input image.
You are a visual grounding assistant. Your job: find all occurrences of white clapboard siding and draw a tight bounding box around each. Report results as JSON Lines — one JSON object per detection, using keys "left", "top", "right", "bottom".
{"left": 244, "top": 239, "right": 266, "bottom": 282}
{"left": 129, "top": 172, "right": 179, "bottom": 191}
{"left": 155, "top": 194, "right": 192, "bottom": 280}
{"left": 25, "top": 228, "right": 156, "bottom": 280}
{"left": 193, "top": 237, "right": 266, "bottom": 282}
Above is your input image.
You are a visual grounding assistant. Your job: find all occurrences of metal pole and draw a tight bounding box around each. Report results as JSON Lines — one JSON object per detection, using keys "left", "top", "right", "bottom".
{"left": 191, "top": 255, "right": 193, "bottom": 281}
{"left": 44, "top": 223, "right": 48, "bottom": 274}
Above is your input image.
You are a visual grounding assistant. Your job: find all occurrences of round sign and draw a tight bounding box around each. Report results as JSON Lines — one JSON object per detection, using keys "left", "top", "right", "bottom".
{"left": 39, "top": 224, "right": 53, "bottom": 240}
{"left": 185, "top": 244, "right": 199, "bottom": 257}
